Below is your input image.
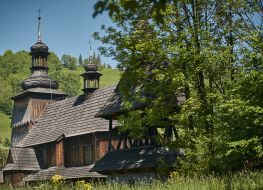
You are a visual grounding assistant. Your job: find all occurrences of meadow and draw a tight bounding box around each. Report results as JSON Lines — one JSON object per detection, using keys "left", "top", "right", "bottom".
{"left": 0, "top": 112, "right": 10, "bottom": 150}
{"left": 0, "top": 171, "right": 263, "bottom": 190}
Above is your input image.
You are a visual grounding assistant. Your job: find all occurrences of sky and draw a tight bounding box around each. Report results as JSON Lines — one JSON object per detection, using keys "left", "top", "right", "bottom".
{"left": 0, "top": 0, "right": 118, "bottom": 67}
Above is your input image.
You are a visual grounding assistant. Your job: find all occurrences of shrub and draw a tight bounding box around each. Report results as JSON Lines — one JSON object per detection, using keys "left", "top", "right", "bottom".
{"left": 4, "top": 138, "right": 10, "bottom": 147}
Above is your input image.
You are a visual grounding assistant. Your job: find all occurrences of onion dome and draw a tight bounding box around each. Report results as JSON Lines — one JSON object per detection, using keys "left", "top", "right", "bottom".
{"left": 21, "top": 70, "right": 59, "bottom": 90}
{"left": 30, "top": 41, "right": 49, "bottom": 53}
{"left": 84, "top": 64, "right": 98, "bottom": 72}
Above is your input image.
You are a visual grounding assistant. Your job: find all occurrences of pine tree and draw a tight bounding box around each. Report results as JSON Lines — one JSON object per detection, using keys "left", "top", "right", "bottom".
{"left": 78, "top": 54, "right": 83, "bottom": 66}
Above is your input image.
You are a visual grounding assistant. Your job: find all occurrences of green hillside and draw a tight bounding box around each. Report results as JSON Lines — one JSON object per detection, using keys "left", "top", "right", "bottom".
{"left": 0, "top": 112, "right": 11, "bottom": 149}
{"left": 100, "top": 68, "right": 121, "bottom": 87}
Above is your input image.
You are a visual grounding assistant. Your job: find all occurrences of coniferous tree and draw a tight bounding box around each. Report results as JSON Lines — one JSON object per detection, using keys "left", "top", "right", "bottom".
{"left": 78, "top": 54, "right": 83, "bottom": 66}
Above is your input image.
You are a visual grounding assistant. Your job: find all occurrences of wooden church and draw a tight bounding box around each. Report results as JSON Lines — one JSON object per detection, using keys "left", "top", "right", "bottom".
{"left": 0, "top": 15, "right": 119, "bottom": 185}
{"left": 1, "top": 15, "right": 185, "bottom": 186}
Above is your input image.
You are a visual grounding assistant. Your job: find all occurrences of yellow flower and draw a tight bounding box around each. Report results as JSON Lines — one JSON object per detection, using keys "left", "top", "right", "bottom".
{"left": 170, "top": 171, "right": 179, "bottom": 179}
{"left": 51, "top": 174, "right": 65, "bottom": 186}
{"left": 75, "top": 180, "right": 92, "bottom": 190}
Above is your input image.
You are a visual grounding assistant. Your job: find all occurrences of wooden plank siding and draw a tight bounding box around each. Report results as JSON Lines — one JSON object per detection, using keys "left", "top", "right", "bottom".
{"left": 34, "top": 132, "right": 119, "bottom": 170}
{"left": 29, "top": 97, "right": 56, "bottom": 124}
{"left": 64, "top": 132, "right": 119, "bottom": 167}
{"left": 11, "top": 95, "right": 57, "bottom": 146}
{"left": 12, "top": 96, "right": 56, "bottom": 128}
{"left": 56, "top": 140, "right": 64, "bottom": 166}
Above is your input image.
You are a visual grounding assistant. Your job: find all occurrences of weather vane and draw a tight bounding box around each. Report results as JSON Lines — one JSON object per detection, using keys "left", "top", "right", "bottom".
{"left": 37, "top": 7, "right": 43, "bottom": 42}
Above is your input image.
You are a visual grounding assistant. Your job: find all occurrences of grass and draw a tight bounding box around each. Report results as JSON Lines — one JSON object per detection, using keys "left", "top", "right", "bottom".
{"left": 100, "top": 68, "right": 121, "bottom": 88}
{"left": 1, "top": 171, "right": 263, "bottom": 189}
{"left": 0, "top": 112, "right": 11, "bottom": 148}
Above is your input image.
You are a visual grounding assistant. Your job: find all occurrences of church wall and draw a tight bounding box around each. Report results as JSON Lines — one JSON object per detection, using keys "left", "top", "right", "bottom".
{"left": 64, "top": 132, "right": 119, "bottom": 167}
{"left": 29, "top": 96, "right": 56, "bottom": 124}
{"left": 56, "top": 140, "right": 64, "bottom": 166}
{"left": 11, "top": 97, "right": 30, "bottom": 127}
{"left": 11, "top": 95, "right": 57, "bottom": 146}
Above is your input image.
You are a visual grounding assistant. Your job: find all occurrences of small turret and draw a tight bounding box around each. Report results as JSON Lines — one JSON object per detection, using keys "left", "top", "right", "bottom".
{"left": 81, "top": 44, "right": 102, "bottom": 98}
{"left": 81, "top": 64, "right": 102, "bottom": 98}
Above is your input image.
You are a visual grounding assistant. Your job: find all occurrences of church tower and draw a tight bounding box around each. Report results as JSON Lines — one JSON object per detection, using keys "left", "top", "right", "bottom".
{"left": 81, "top": 45, "right": 102, "bottom": 98}
{"left": 11, "top": 11, "right": 67, "bottom": 146}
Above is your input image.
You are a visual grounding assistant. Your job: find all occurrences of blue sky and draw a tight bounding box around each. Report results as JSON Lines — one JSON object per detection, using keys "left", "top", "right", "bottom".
{"left": 0, "top": 0, "right": 117, "bottom": 67}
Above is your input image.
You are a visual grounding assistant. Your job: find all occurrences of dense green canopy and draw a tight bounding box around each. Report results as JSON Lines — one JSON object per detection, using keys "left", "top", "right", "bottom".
{"left": 93, "top": 0, "right": 263, "bottom": 174}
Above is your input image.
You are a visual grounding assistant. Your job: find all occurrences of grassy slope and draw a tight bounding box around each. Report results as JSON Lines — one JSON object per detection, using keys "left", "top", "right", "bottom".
{"left": 0, "top": 112, "right": 11, "bottom": 149}
{"left": 0, "top": 68, "right": 121, "bottom": 145}
{"left": 100, "top": 68, "right": 121, "bottom": 88}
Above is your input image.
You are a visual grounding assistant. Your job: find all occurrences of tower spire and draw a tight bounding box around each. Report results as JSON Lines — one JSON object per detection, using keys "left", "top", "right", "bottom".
{"left": 88, "top": 39, "right": 93, "bottom": 62}
{"left": 37, "top": 7, "right": 42, "bottom": 42}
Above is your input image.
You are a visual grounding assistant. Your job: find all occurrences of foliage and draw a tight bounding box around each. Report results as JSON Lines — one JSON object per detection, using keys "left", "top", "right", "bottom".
{"left": 93, "top": 0, "right": 263, "bottom": 174}
{"left": 3, "top": 138, "right": 10, "bottom": 147}
{"left": 0, "top": 112, "right": 11, "bottom": 146}
{"left": 61, "top": 54, "right": 77, "bottom": 70}
{"left": 50, "top": 69, "right": 81, "bottom": 97}
{"left": 0, "top": 147, "right": 8, "bottom": 169}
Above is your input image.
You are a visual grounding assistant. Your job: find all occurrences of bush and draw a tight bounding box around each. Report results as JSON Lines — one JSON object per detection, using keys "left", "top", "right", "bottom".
{"left": 4, "top": 138, "right": 10, "bottom": 147}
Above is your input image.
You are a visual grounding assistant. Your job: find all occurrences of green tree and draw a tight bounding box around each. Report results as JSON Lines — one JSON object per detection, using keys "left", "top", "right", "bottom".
{"left": 61, "top": 54, "right": 77, "bottom": 70}
{"left": 48, "top": 52, "right": 63, "bottom": 71}
{"left": 93, "top": 0, "right": 263, "bottom": 174}
{"left": 0, "top": 50, "right": 30, "bottom": 114}
{"left": 50, "top": 69, "right": 81, "bottom": 97}
{"left": 78, "top": 54, "right": 83, "bottom": 66}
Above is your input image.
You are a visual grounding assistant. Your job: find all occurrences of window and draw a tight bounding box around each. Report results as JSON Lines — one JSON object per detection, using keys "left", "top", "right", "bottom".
{"left": 42, "top": 149, "right": 47, "bottom": 168}
{"left": 83, "top": 145, "right": 93, "bottom": 165}
{"left": 48, "top": 144, "right": 56, "bottom": 167}
{"left": 68, "top": 146, "right": 79, "bottom": 166}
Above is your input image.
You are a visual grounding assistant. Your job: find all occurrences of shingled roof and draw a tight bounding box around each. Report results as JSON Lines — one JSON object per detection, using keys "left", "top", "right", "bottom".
{"left": 23, "top": 165, "right": 105, "bottom": 182}
{"left": 3, "top": 147, "right": 40, "bottom": 171}
{"left": 17, "top": 85, "right": 116, "bottom": 147}
{"left": 92, "top": 146, "right": 181, "bottom": 173}
{"left": 96, "top": 86, "right": 186, "bottom": 119}
{"left": 95, "top": 86, "right": 145, "bottom": 119}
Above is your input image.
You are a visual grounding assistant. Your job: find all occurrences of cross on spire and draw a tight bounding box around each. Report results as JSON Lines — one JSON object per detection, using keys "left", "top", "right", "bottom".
{"left": 88, "top": 39, "right": 93, "bottom": 62}
{"left": 37, "top": 7, "right": 43, "bottom": 42}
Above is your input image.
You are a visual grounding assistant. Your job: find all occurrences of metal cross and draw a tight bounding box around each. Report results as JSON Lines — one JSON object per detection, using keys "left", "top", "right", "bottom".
{"left": 37, "top": 7, "right": 43, "bottom": 42}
